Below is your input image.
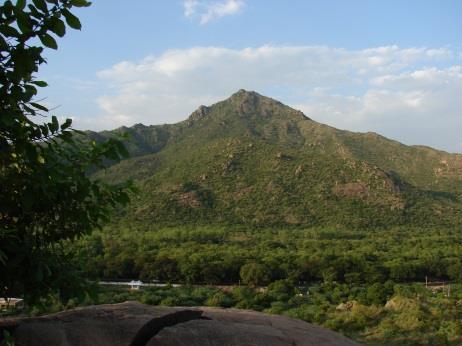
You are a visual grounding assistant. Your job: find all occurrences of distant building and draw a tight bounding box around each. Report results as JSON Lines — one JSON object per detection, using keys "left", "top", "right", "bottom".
{"left": 129, "top": 280, "right": 142, "bottom": 290}
{"left": 0, "top": 298, "right": 24, "bottom": 311}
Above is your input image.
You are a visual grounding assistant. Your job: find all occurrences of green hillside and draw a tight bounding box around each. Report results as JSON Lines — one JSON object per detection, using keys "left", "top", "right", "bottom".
{"left": 93, "top": 90, "right": 462, "bottom": 229}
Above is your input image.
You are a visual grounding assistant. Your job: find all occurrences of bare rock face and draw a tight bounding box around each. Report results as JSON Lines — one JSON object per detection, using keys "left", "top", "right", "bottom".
{"left": 150, "top": 307, "right": 359, "bottom": 346}
{"left": 0, "top": 301, "right": 359, "bottom": 346}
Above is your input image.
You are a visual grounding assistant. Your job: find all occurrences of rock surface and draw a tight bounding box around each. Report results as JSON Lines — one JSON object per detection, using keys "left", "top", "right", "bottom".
{"left": 0, "top": 301, "right": 359, "bottom": 346}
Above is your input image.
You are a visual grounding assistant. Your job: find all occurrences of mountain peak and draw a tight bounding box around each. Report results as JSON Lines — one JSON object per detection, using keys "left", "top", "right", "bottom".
{"left": 187, "top": 90, "right": 311, "bottom": 124}
{"left": 230, "top": 88, "right": 259, "bottom": 98}
{"left": 229, "top": 89, "right": 270, "bottom": 105}
{"left": 226, "top": 89, "right": 310, "bottom": 121}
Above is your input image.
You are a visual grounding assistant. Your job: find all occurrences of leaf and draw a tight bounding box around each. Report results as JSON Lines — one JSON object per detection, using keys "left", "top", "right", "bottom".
{"left": 70, "top": 0, "right": 91, "bottom": 7}
{"left": 30, "top": 102, "right": 48, "bottom": 112}
{"left": 32, "top": 0, "right": 48, "bottom": 12}
{"left": 23, "top": 104, "right": 36, "bottom": 115}
{"left": 31, "top": 80, "right": 48, "bottom": 87}
{"left": 17, "top": 12, "right": 33, "bottom": 33}
{"left": 50, "top": 115, "right": 59, "bottom": 132}
{"left": 49, "top": 17, "right": 66, "bottom": 37}
{"left": 2, "top": 0, "right": 14, "bottom": 11}
{"left": 28, "top": 4, "right": 42, "bottom": 19}
{"left": 39, "top": 33, "right": 58, "bottom": 49}
{"left": 60, "top": 118, "right": 72, "bottom": 130}
{"left": 15, "top": 0, "right": 26, "bottom": 10}
{"left": 0, "top": 25, "right": 20, "bottom": 38}
{"left": 61, "top": 8, "right": 82, "bottom": 30}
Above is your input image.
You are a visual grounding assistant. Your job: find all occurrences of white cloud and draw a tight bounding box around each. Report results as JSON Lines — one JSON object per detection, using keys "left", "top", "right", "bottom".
{"left": 371, "top": 66, "right": 462, "bottom": 88}
{"left": 295, "top": 65, "right": 462, "bottom": 151}
{"left": 183, "top": 0, "right": 198, "bottom": 18}
{"left": 183, "top": 0, "right": 245, "bottom": 25}
{"left": 76, "top": 45, "right": 462, "bottom": 153}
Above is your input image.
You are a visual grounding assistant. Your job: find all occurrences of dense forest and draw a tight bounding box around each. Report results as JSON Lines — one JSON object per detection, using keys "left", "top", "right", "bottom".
{"left": 75, "top": 226, "right": 462, "bottom": 286}
{"left": 50, "top": 225, "right": 462, "bottom": 345}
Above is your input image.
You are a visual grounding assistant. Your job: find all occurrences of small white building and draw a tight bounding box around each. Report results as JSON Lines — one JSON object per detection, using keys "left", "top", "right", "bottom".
{"left": 0, "top": 298, "right": 24, "bottom": 311}
{"left": 129, "top": 280, "right": 143, "bottom": 290}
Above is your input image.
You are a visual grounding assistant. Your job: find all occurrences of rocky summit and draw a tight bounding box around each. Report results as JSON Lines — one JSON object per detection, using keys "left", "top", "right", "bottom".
{"left": 1, "top": 301, "right": 358, "bottom": 346}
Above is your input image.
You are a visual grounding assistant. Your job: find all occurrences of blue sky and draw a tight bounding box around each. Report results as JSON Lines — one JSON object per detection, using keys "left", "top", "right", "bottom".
{"left": 38, "top": 1, "right": 462, "bottom": 152}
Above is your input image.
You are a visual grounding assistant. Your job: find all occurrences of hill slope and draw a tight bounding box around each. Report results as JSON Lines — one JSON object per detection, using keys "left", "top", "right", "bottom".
{"left": 93, "top": 90, "right": 462, "bottom": 229}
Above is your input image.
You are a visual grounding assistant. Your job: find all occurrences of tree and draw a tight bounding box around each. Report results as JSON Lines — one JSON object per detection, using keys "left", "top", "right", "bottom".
{"left": 0, "top": 0, "right": 132, "bottom": 302}
{"left": 267, "top": 279, "right": 295, "bottom": 301}
{"left": 240, "top": 262, "right": 271, "bottom": 287}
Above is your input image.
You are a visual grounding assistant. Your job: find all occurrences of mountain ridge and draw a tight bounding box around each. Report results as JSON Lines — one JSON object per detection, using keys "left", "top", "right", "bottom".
{"left": 91, "top": 90, "right": 462, "bottom": 229}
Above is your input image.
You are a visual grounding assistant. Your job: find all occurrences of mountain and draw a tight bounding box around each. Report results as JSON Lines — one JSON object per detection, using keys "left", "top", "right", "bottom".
{"left": 92, "top": 90, "right": 462, "bottom": 229}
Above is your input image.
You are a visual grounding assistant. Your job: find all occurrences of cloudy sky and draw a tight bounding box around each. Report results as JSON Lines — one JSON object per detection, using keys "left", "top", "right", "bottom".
{"left": 39, "top": 0, "right": 462, "bottom": 152}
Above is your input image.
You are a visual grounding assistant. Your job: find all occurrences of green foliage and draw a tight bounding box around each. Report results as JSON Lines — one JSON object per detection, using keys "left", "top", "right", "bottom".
{"left": 240, "top": 262, "right": 271, "bottom": 287}
{"left": 0, "top": 0, "right": 132, "bottom": 303}
{"left": 363, "top": 282, "right": 394, "bottom": 306}
{"left": 267, "top": 279, "right": 295, "bottom": 301}
{"left": 205, "top": 291, "right": 235, "bottom": 307}
{"left": 89, "top": 90, "right": 462, "bottom": 230}
{"left": 74, "top": 226, "right": 462, "bottom": 288}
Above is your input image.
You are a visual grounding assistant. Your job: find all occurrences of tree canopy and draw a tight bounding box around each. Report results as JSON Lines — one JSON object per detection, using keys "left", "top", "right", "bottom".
{"left": 0, "top": 0, "right": 132, "bottom": 302}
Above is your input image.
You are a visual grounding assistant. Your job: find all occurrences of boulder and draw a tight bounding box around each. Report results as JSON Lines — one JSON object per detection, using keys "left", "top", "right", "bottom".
{"left": 0, "top": 301, "right": 359, "bottom": 346}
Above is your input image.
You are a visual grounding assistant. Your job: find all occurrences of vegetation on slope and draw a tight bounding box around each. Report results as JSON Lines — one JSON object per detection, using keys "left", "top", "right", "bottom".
{"left": 92, "top": 90, "right": 462, "bottom": 229}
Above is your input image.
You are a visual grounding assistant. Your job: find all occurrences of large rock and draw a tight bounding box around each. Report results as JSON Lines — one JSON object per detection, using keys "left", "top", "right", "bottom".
{"left": 0, "top": 301, "right": 359, "bottom": 346}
